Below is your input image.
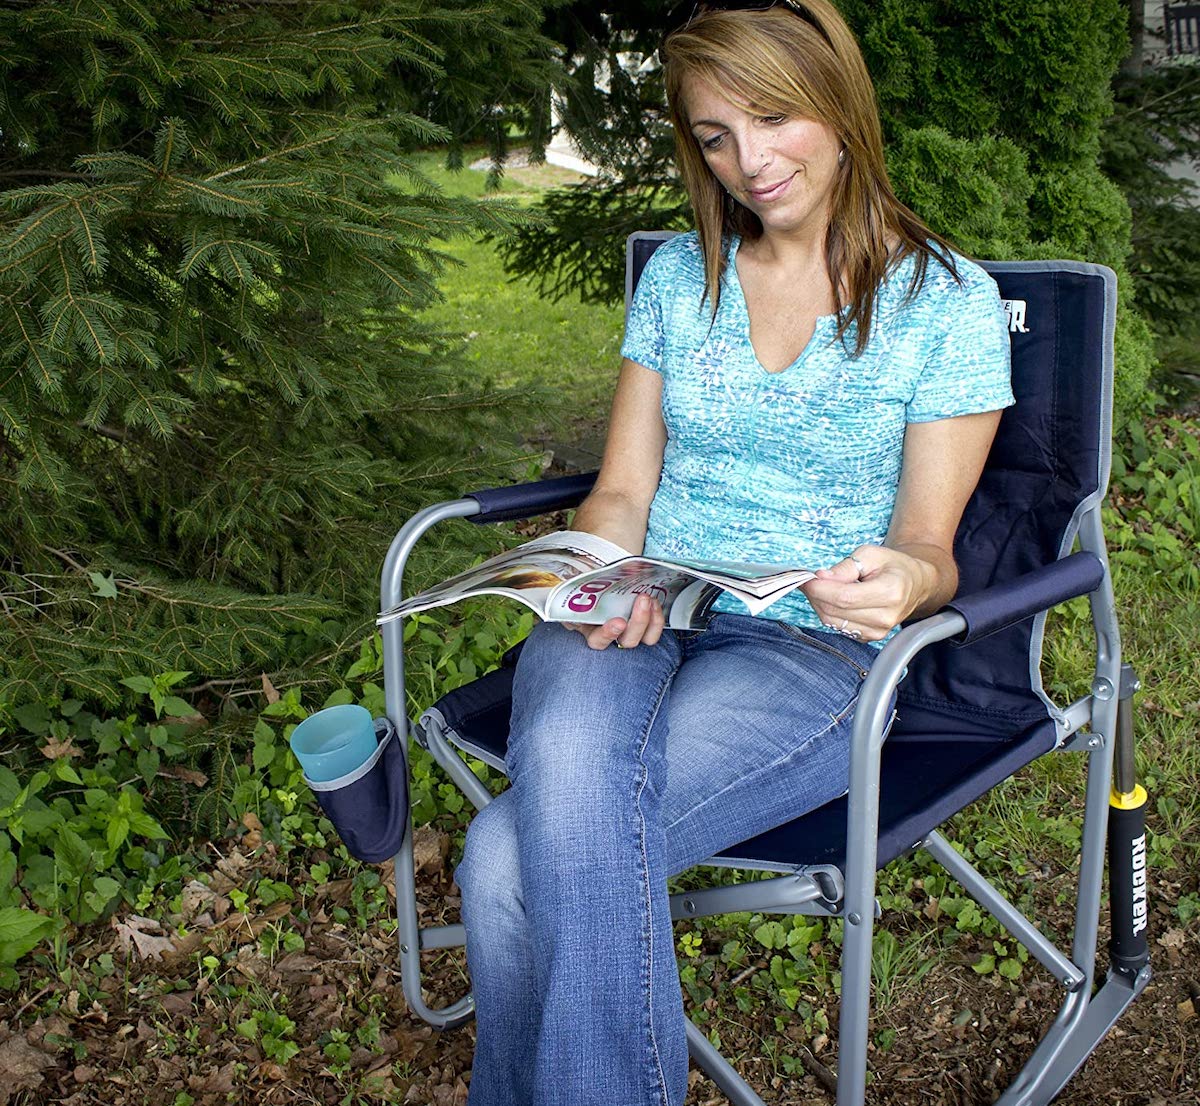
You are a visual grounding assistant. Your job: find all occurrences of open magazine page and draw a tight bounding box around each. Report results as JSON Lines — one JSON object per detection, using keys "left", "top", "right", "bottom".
{"left": 640, "top": 556, "right": 816, "bottom": 599}
{"left": 377, "top": 530, "right": 630, "bottom": 624}
{"left": 543, "top": 559, "right": 793, "bottom": 629}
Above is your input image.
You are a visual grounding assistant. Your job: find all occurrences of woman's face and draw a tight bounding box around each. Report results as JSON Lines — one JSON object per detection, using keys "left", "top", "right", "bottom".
{"left": 682, "top": 74, "right": 842, "bottom": 240}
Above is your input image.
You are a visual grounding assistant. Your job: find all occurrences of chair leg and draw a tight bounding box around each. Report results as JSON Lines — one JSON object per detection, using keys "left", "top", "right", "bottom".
{"left": 392, "top": 759, "right": 476, "bottom": 1030}
{"left": 686, "top": 1018, "right": 768, "bottom": 1106}
{"left": 990, "top": 641, "right": 1151, "bottom": 1105}
{"left": 993, "top": 965, "right": 1151, "bottom": 1106}
{"left": 834, "top": 892, "right": 874, "bottom": 1106}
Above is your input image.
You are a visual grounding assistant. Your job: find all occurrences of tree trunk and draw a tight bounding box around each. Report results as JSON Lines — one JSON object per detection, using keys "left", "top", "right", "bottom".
{"left": 1122, "top": 0, "right": 1145, "bottom": 76}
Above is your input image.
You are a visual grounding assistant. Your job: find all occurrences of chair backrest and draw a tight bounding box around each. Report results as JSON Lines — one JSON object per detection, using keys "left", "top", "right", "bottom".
{"left": 1165, "top": 4, "right": 1200, "bottom": 55}
{"left": 625, "top": 232, "right": 1116, "bottom": 741}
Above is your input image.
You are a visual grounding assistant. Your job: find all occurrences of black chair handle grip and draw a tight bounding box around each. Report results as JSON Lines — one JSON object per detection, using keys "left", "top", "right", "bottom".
{"left": 946, "top": 551, "right": 1106, "bottom": 645}
{"left": 465, "top": 471, "right": 599, "bottom": 524}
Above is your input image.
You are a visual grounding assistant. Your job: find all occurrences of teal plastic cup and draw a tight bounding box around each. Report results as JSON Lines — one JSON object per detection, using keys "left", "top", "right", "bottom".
{"left": 289, "top": 704, "right": 378, "bottom": 782}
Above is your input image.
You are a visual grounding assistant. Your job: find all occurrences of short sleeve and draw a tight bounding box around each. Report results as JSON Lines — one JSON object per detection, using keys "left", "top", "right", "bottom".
{"left": 619, "top": 248, "right": 667, "bottom": 373}
{"left": 907, "top": 269, "right": 1015, "bottom": 423}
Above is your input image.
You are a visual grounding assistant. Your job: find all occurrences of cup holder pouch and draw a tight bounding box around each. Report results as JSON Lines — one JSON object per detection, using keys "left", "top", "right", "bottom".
{"left": 304, "top": 717, "right": 408, "bottom": 863}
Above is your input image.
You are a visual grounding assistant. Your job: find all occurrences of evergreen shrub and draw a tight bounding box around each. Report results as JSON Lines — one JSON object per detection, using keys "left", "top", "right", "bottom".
{"left": 505, "top": 0, "right": 1154, "bottom": 417}
{"left": 0, "top": 0, "right": 559, "bottom": 705}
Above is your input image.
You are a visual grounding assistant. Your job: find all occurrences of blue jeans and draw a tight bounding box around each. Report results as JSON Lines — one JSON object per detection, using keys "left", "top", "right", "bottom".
{"left": 454, "top": 613, "right": 881, "bottom": 1106}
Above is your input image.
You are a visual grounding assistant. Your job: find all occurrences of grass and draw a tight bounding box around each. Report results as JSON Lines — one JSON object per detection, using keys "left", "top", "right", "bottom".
{"left": 397, "top": 150, "right": 625, "bottom": 443}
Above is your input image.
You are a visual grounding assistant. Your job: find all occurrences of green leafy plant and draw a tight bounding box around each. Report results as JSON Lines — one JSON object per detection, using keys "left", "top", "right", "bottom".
{"left": 1107, "top": 418, "right": 1200, "bottom": 591}
{"left": 236, "top": 1005, "right": 300, "bottom": 1065}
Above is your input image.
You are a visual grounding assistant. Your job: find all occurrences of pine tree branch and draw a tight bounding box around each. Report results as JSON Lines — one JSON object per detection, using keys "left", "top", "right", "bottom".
{"left": 204, "top": 130, "right": 357, "bottom": 182}
{"left": 80, "top": 423, "right": 128, "bottom": 443}
{"left": 0, "top": 171, "right": 92, "bottom": 182}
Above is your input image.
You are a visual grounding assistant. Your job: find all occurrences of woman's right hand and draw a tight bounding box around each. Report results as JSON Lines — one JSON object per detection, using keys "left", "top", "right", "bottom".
{"left": 565, "top": 593, "right": 666, "bottom": 650}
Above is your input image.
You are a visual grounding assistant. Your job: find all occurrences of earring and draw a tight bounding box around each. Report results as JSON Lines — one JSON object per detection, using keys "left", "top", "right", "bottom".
{"left": 838, "top": 147, "right": 847, "bottom": 167}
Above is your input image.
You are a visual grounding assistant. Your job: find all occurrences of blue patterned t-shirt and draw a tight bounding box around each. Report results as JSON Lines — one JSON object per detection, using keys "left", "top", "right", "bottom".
{"left": 619, "top": 231, "right": 1014, "bottom": 639}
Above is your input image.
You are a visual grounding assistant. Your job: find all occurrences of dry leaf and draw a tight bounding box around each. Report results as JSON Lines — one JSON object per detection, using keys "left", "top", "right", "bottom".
{"left": 261, "top": 673, "right": 281, "bottom": 704}
{"left": 112, "top": 915, "right": 175, "bottom": 961}
{"left": 159, "top": 991, "right": 195, "bottom": 1017}
{"left": 216, "top": 899, "right": 291, "bottom": 939}
{"left": 1157, "top": 928, "right": 1186, "bottom": 949}
{"left": 159, "top": 765, "right": 208, "bottom": 787}
{"left": 274, "top": 953, "right": 321, "bottom": 976}
{"left": 214, "top": 849, "right": 252, "bottom": 886}
{"left": 0, "top": 1034, "right": 56, "bottom": 1105}
{"left": 188, "top": 1060, "right": 238, "bottom": 1094}
{"left": 39, "top": 736, "right": 82, "bottom": 760}
{"left": 1178, "top": 998, "right": 1196, "bottom": 1023}
{"left": 181, "top": 880, "right": 218, "bottom": 919}
{"left": 413, "top": 826, "right": 450, "bottom": 875}
{"left": 241, "top": 811, "right": 264, "bottom": 851}
{"left": 166, "top": 931, "right": 206, "bottom": 959}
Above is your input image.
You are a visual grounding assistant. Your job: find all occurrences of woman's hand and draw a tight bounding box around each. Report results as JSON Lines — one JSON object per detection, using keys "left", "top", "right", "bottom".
{"left": 565, "top": 593, "right": 666, "bottom": 651}
{"left": 802, "top": 544, "right": 938, "bottom": 642}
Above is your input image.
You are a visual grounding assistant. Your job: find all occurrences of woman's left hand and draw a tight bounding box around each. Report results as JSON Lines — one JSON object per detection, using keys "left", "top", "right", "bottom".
{"left": 801, "top": 545, "right": 936, "bottom": 642}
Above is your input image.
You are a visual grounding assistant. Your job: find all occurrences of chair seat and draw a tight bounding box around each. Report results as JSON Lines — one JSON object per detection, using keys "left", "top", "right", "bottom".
{"left": 421, "top": 666, "right": 1059, "bottom": 871}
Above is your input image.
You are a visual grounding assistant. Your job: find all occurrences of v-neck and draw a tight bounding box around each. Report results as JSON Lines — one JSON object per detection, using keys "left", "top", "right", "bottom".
{"left": 726, "top": 235, "right": 835, "bottom": 375}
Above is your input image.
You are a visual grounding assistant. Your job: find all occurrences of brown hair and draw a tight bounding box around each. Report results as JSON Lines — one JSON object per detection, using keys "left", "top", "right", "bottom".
{"left": 662, "top": 2, "right": 959, "bottom": 356}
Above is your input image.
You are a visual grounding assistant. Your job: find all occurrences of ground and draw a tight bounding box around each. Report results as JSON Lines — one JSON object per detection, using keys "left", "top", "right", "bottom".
{"left": 1, "top": 821, "right": 1195, "bottom": 1106}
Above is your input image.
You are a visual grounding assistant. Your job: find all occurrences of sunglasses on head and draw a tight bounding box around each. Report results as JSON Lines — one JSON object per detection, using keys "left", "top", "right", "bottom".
{"left": 663, "top": 1, "right": 834, "bottom": 49}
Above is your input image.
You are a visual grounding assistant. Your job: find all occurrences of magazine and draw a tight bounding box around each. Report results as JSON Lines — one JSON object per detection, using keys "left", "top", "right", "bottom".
{"left": 377, "top": 530, "right": 817, "bottom": 631}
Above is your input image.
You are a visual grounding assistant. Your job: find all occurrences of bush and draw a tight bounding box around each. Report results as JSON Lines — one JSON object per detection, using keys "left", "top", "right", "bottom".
{"left": 505, "top": 0, "right": 1154, "bottom": 417}
{"left": 0, "top": 0, "right": 558, "bottom": 707}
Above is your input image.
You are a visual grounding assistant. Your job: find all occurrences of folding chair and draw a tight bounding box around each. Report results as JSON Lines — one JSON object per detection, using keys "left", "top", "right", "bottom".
{"left": 377, "top": 233, "right": 1151, "bottom": 1105}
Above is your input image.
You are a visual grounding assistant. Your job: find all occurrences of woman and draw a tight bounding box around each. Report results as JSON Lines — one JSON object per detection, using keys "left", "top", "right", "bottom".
{"left": 455, "top": 3, "right": 1014, "bottom": 1104}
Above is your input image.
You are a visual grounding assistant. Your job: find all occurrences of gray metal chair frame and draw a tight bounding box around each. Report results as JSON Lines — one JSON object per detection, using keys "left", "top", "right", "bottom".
{"left": 379, "top": 249, "right": 1150, "bottom": 1105}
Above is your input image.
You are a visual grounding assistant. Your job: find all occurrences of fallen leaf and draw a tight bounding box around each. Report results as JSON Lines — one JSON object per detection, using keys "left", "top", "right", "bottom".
{"left": 216, "top": 900, "right": 291, "bottom": 939}
{"left": 261, "top": 673, "right": 280, "bottom": 704}
{"left": 256, "top": 1061, "right": 287, "bottom": 1081}
{"left": 1179, "top": 998, "right": 1196, "bottom": 1023}
{"left": 274, "top": 953, "right": 321, "bottom": 976}
{"left": 159, "top": 991, "right": 195, "bottom": 1017}
{"left": 39, "top": 736, "right": 83, "bottom": 760}
{"left": 413, "top": 827, "right": 450, "bottom": 875}
{"left": 158, "top": 765, "right": 208, "bottom": 787}
{"left": 112, "top": 914, "right": 175, "bottom": 961}
{"left": 241, "top": 811, "right": 263, "bottom": 850}
{"left": 0, "top": 1034, "right": 56, "bottom": 1105}
{"left": 181, "top": 880, "right": 219, "bottom": 919}
{"left": 187, "top": 1060, "right": 238, "bottom": 1094}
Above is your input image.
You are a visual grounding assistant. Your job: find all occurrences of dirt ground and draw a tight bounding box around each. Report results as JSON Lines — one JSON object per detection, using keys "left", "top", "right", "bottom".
{"left": 1, "top": 827, "right": 1195, "bottom": 1106}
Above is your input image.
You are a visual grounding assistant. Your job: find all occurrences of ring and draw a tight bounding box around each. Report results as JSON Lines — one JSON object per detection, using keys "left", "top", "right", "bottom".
{"left": 849, "top": 555, "right": 865, "bottom": 579}
{"left": 614, "top": 642, "right": 624, "bottom": 649}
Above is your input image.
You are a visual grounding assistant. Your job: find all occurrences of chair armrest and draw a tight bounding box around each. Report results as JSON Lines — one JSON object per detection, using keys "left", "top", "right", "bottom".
{"left": 465, "top": 471, "right": 599, "bottom": 524}
{"left": 944, "top": 551, "right": 1105, "bottom": 646}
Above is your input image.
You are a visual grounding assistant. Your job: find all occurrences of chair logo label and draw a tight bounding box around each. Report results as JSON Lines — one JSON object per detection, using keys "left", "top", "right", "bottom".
{"left": 1131, "top": 833, "right": 1148, "bottom": 935}
{"left": 1002, "top": 299, "right": 1029, "bottom": 334}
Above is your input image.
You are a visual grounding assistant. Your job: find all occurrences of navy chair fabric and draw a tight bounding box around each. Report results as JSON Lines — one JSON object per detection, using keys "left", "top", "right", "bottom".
{"left": 307, "top": 718, "right": 409, "bottom": 864}
{"left": 429, "top": 249, "right": 1114, "bottom": 874}
{"left": 467, "top": 471, "right": 598, "bottom": 524}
